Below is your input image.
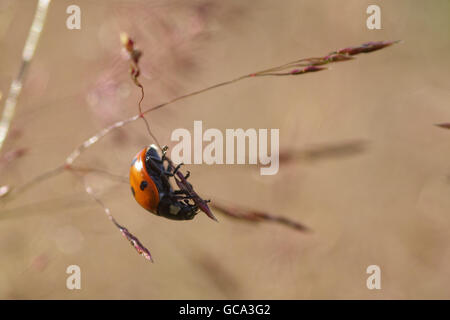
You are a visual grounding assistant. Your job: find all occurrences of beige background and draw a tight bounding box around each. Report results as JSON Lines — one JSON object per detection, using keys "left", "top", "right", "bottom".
{"left": 0, "top": 0, "right": 449, "bottom": 299}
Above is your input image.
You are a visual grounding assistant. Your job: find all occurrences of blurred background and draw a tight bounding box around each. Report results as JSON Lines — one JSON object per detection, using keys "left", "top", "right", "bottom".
{"left": 0, "top": 0, "right": 449, "bottom": 299}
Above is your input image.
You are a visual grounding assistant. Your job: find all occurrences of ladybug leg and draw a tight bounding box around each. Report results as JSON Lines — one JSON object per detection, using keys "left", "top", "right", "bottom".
{"left": 147, "top": 152, "right": 164, "bottom": 166}
{"left": 170, "top": 190, "right": 195, "bottom": 200}
{"left": 173, "top": 195, "right": 195, "bottom": 201}
{"left": 158, "top": 170, "right": 173, "bottom": 191}
{"left": 172, "top": 163, "right": 183, "bottom": 175}
{"left": 182, "top": 200, "right": 198, "bottom": 210}
{"left": 163, "top": 163, "right": 184, "bottom": 177}
{"left": 159, "top": 159, "right": 173, "bottom": 176}
{"left": 173, "top": 190, "right": 189, "bottom": 195}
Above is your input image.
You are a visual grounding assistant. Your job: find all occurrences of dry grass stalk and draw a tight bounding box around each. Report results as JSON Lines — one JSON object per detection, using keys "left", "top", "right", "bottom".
{"left": 1, "top": 38, "right": 400, "bottom": 261}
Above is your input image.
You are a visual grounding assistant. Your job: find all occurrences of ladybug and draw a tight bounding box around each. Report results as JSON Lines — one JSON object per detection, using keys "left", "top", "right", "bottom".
{"left": 129, "top": 145, "right": 199, "bottom": 220}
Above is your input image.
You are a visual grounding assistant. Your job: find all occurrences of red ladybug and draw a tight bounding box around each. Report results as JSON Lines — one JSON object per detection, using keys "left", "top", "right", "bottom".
{"left": 129, "top": 145, "right": 198, "bottom": 220}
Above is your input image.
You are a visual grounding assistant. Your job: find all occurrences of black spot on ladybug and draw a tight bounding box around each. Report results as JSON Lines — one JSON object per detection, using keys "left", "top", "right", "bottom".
{"left": 130, "top": 157, "right": 137, "bottom": 167}
{"left": 131, "top": 187, "right": 135, "bottom": 197}
{"left": 140, "top": 180, "right": 148, "bottom": 191}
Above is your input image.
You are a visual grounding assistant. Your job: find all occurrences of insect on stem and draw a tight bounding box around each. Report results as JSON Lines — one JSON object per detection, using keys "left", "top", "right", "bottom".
{"left": 0, "top": 38, "right": 400, "bottom": 261}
